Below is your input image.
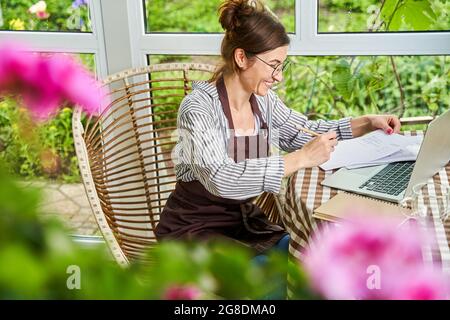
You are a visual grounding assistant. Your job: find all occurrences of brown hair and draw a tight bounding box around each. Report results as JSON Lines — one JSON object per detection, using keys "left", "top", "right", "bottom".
{"left": 211, "top": 0, "right": 290, "bottom": 81}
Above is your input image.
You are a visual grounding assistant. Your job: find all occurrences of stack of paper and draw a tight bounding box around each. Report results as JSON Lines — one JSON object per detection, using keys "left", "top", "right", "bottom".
{"left": 319, "top": 130, "right": 423, "bottom": 171}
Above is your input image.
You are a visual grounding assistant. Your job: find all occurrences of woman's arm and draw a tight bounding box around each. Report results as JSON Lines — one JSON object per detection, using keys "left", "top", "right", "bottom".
{"left": 179, "top": 105, "right": 336, "bottom": 192}
{"left": 266, "top": 92, "right": 353, "bottom": 152}
{"left": 283, "top": 131, "right": 338, "bottom": 176}
{"left": 266, "top": 93, "right": 402, "bottom": 150}
{"left": 177, "top": 99, "right": 285, "bottom": 200}
{"left": 350, "top": 114, "right": 402, "bottom": 137}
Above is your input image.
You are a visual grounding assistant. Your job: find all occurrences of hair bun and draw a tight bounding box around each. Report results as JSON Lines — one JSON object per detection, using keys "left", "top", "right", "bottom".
{"left": 218, "top": 0, "right": 265, "bottom": 32}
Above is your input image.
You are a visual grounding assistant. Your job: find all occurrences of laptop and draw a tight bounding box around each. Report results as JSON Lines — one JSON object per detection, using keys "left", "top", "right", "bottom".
{"left": 321, "top": 109, "right": 450, "bottom": 203}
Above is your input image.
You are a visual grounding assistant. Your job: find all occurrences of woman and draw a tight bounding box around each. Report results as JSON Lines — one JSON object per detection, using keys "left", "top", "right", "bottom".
{"left": 155, "top": 0, "right": 401, "bottom": 256}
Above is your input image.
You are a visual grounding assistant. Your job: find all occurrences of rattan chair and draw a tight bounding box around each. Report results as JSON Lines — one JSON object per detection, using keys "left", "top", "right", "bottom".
{"left": 72, "top": 63, "right": 283, "bottom": 267}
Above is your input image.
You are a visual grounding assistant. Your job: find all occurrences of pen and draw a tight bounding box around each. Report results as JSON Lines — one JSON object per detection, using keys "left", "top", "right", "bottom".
{"left": 296, "top": 125, "right": 320, "bottom": 137}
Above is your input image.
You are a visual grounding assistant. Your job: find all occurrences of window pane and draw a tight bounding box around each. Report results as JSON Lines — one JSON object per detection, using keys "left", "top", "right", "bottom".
{"left": 0, "top": 0, "right": 92, "bottom": 32}
{"left": 318, "top": 0, "right": 450, "bottom": 33}
{"left": 144, "top": 0, "right": 295, "bottom": 33}
{"left": 148, "top": 55, "right": 447, "bottom": 125}
{"left": 277, "top": 56, "right": 448, "bottom": 121}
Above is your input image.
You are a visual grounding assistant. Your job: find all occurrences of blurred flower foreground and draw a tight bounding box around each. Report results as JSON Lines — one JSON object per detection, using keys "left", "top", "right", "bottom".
{"left": 0, "top": 41, "right": 106, "bottom": 120}
{"left": 0, "top": 40, "right": 448, "bottom": 300}
{"left": 304, "top": 214, "right": 449, "bottom": 300}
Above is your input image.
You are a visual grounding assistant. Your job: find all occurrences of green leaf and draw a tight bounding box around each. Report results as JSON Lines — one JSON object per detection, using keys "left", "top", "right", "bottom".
{"left": 382, "top": 0, "right": 436, "bottom": 31}
{"left": 331, "top": 59, "right": 354, "bottom": 101}
{"left": 428, "top": 102, "right": 438, "bottom": 111}
{"left": 336, "top": 101, "right": 348, "bottom": 115}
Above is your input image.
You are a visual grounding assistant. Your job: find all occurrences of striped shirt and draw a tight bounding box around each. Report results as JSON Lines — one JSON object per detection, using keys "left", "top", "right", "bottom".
{"left": 174, "top": 81, "right": 353, "bottom": 200}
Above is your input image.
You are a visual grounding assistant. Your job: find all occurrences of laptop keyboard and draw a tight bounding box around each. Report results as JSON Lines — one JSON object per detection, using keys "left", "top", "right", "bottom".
{"left": 358, "top": 161, "right": 415, "bottom": 196}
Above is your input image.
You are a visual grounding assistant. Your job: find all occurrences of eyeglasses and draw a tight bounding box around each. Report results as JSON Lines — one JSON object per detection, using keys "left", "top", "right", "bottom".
{"left": 253, "top": 55, "right": 290, "bottom": 78}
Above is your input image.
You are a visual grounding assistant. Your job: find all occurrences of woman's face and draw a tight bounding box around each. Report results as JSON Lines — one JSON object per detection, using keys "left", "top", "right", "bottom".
{"left": 240, "top": 45, "right": 289, "bottom": 96}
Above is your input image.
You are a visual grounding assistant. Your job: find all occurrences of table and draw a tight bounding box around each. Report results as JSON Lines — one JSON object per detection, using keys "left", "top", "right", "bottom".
{"left": 282, "top": 132, "right": 450, "bottom": 276}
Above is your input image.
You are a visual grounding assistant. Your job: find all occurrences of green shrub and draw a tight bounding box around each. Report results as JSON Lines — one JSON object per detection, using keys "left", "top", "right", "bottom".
{"left": 280, "top": 55, "right": 449, "bottom": 121}
{"left": 0, "top": 99, "right": 80, "bottom": 182}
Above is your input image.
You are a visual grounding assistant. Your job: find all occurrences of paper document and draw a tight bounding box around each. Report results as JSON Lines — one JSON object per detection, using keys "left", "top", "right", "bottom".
{"left": 319, "top": 130, "right": 423, "bottom": 171}
{"left": 345, "top": 135, "right": 423, "bottom": 169}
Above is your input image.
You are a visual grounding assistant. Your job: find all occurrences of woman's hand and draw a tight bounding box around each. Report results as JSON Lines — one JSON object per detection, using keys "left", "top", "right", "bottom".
{"left": 367, "top": 114, "right": 401, "bottom": 135}
{"left": 284, "top": 131, "right": 338, "bottom": 176}
{"left": 298, "top": 131, "right": 338, "bottom": 167}
{"left": 351, "top": 114, "right": 401, "bottom": 137}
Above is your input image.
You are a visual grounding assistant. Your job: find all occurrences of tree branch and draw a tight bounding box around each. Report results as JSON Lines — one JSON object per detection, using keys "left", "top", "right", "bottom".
{"left": 305, "top": 58, "right": 320, "bottom": 113}
{"left": 390, "top": 56, "right": 407, "bottom": 117}
{"left": 368, "top": 0, "right": 386, "bottom": 32}
{"left": 386, "top": 0, "right": 403, "bottom": 31}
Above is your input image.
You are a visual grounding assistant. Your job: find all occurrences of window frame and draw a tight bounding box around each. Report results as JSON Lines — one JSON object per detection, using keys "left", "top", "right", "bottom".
{"left": 135, "top": 0, "right": 450, "bottom": 60}
{"left": 0, "top": 0, "right": 448, "bottom": 75}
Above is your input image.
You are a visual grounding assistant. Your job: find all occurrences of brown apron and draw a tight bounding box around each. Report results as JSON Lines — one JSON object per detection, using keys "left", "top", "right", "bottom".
{"left": 155, "top": 77, "right": 287, "bottom": 254}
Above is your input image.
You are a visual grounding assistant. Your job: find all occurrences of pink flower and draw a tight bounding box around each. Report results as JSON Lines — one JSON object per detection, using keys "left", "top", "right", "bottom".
{"left": 0, "top": 41, "right": 107, "bottom": 120}
{"left": 163, "top": 284, "right": 201, "bottom": 300}
{"left": 389, "top": 268, "right": 449, "bottom": 300}
{"left": 28, "top": 1, "right": 50, "bottom": 20}
{"left": 38, "top": 54, "right": 106, "bottom": 116}
{"left": 36, "top": 11, "right": 50, "bottom": 20}
{"left": 303, "top": 213, "right": 449, "bottom": 300}
{"left": 0, "top": 43, "right": 38, "bottom": 89}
